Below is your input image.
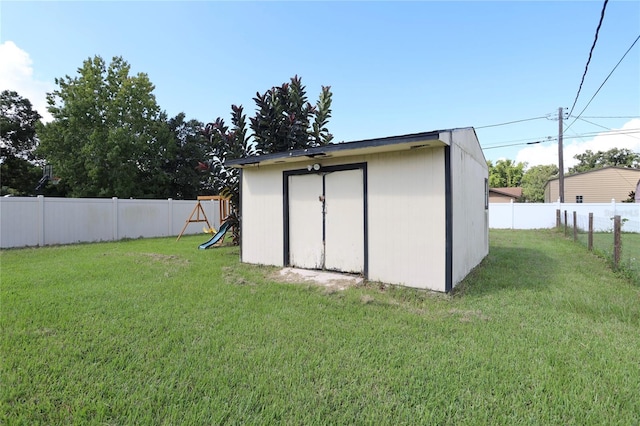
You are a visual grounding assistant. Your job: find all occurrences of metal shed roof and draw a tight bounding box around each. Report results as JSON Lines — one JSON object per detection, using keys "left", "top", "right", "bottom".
{"left": 225, "top": 129, "right": 457, "bottom": 168}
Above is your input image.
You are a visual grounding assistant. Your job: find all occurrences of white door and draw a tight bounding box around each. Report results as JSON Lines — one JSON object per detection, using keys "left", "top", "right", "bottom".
{"left": 324, "top": 169, "right": 364, "bottom": 273}
{"left": 288, "top": 174, "right": 324, "bottom": 269}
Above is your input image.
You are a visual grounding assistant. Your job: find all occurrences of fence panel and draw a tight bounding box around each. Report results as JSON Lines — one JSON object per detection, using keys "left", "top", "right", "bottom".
{"left": 0, "top": 196, "right": 226, "bottom": 248}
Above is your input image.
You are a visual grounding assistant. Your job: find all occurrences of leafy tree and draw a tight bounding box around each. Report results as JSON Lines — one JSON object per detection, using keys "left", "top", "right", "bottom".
{"left": 37, "top": 56, "right": 170, "bottom": 198}
{"left": 203, "top": 105, "right": 255, "bottom": 243}
{"left": 569, "top": 148, "right": 640, "bottom": 174}
{"left": 521, "top": 164, "right": 559, "bottom": 203}
{"left": 1, "top": 90, "right": 41, "bottom": 162}
{"left": 0, "top": 90, "right": 45, "bottom": 195}
{"left": 250, "top": 75, "right": 332, "bottom": 154}
{"left": 487, "top": 159, "right": 526, "bottom": 188}
{"left": 161, "top": 113, "right": 208, "bottom": 199}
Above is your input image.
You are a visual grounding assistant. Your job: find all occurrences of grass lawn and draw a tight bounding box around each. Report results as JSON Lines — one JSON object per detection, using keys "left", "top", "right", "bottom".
{"left": 2, "top": 230, "right": 639, "bottom": 424}
{"left": 575, "top": 231, "right": 640, "bottom": 283}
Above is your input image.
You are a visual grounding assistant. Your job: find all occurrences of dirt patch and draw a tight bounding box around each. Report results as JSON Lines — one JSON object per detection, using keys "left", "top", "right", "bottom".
{"left": 274, "top": 267, "right": 363, "bottom": 291}
{"left": 448, "top": 308, "right": 490, "bottom": 322}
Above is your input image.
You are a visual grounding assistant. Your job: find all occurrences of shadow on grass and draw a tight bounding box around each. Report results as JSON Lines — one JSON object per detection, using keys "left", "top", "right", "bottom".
{"left": 454, "top": 244, "right": 558, "bottom": 297}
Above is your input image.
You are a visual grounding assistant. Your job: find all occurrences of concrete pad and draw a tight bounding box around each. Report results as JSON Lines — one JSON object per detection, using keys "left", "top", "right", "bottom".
{"left": 279, "top": 267, "right": 363, "bottom": 290}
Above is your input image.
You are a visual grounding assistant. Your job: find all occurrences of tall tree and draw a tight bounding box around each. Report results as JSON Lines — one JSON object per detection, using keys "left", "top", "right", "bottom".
{"left": 0, "top": 90, "right": 44, "bottom": 195}
{"left": 203, "top": 105, "right": 255, "bottom": 243}
{"left": 487, "top": 159, "right": 526, "bottom": 188}
{"left": 162, "top": 113, "right": 208, "bottom": 199}
{"left": 569, "top": 148, "right": 640, "bottom": 174}
{"left": 250, "top": 75, "right": 333, "bottom": 154}
{"left": 38, "top": 56, "right": 170, "bottom": 198}
{"left": 521, "top": 164, "right": 558, "bottom": 203}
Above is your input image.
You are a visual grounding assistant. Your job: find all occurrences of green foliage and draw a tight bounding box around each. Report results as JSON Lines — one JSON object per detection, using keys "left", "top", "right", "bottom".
{"left": 161, "top": 113, "right": 208, "bottom": 199}
{"left": 0, "top": 90, "right": 41, "bottom": 162}
{"left": 521, "top": 164, "right": 558, "bottom": 203}
{"left": 0, "top": 90, "right": 45, "bottom": 195}
{"left": 487, "top": 159, "right": 526, "bottom": 188}
{"left": 250, "top": 75, "right": 333, "bottom": 154}
{"left": 37, "top": 56, "right": 171, "bottom": 198}
{"left": 569, "top": 148, "right": 640, "bottom": 174}
{"left": 203, "top": 105, "right": 255, "bottom": 243}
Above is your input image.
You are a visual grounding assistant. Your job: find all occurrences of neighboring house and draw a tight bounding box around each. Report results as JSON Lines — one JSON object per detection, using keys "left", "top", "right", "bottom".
{"left": 489, "top": 187, "right": 522, "bottom": 203}
{"left": 544, "top": 166, "right": 640, "bottom": 203}
{"left": 226, "top": 127, "right": 488, "bottom": 293}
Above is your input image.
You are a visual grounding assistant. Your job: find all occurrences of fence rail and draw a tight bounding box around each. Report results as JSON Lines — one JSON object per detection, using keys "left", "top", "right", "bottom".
{"left": 0, "top": 196, "right": 227, "bottom": 248}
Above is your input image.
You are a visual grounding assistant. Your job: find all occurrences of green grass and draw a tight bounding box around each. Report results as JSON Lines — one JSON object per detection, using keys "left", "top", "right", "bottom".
{"left": 2, "top": 230, "right": 639, "bottom": 424}
{"left": 574, "top": 230, "right": 640, "bottom": 283}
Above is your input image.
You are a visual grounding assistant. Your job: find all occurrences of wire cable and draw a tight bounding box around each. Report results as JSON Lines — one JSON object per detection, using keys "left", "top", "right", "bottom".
{"left": 475, "top": 116, "right": 548, "bottom": 129}
{"left": 565, "top": 34, "right": 640, "bottom": 133}
{"left": 568, "top": 0, "right": 609, "bottom": 118}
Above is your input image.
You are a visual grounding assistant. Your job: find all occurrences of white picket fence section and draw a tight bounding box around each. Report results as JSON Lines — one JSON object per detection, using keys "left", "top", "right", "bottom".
{"left": 489, "top": 199, "right": 640, "bottom": 233}
{"left": 0, "top": 196, "right": 226, "bottom": 248}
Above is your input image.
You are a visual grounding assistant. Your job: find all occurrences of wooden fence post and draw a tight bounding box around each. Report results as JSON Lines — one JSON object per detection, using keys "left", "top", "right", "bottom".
{"left": 556, "top": 209, "right": 561, "bottom": 228}
{"left": 613, "top": 215, "right": 621, "bottom": 269}
{"left": 564, "top": 210, "right": 568, "bottom": 236}
{"left": 573, "top": 211, "right": 577, "bottom": 242}
{"left": 588, "top": 213, "right": 593, "bottom": 251}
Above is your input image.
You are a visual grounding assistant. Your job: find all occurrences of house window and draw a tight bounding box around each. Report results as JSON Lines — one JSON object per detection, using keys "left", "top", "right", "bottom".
{"left": 576, "top": 195, "right": 583, "bottom": 203}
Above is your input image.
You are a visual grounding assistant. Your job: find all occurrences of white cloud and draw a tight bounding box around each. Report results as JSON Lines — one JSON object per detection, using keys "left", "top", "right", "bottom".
{"left": 516, "top": 119, "right": 640, "bottom": 171}
{"left": 0, "top": 41, "right": 54, "bottom": 122}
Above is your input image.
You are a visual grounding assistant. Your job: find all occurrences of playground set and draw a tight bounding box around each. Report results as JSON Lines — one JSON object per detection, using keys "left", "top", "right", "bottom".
{"left": 176, "top": 195, "right": 232, "bottom": 249}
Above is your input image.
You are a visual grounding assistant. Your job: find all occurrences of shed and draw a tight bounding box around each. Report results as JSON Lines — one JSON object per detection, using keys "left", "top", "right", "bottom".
{"left": 227, "top": 127, "right": 488, "bottom": 292}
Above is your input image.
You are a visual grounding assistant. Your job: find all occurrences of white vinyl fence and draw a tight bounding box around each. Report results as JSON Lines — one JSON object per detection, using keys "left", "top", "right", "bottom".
{"left": 489, "top": 200, "right": 640, "bottom": 233}
{"left": 0, "top": 196, "right": 227, "bottom": 248}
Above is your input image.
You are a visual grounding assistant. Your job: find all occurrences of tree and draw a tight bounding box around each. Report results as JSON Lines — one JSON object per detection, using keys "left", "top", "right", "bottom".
{"left": 521, "top": 164, "right": 559, "bottom": 203}
{"left": 569, "top": 148, "right": 640, "bottom": 174}
{"left": 37, "top": 56, "right": 170, "bottom": 198}
{"left": 161, "top": 113, "right": 208, "bottom": 199}
{"left": 0, "top": 90, "right": 44, "bottom": 195}
{"left": 250, "top": 75, "right": 333, "bottom": 154}
{"left": 203, "top": 105, "right": 255, "bottom": 243}
{"left": 487, "top": 159, "right": 526, "bottom": 188}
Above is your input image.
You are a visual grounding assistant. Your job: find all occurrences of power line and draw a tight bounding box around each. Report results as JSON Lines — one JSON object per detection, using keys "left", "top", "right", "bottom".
{"left": 475, "top": 116, "right": 548, "bottom": 129}
{"left": 581, "top": 115, "right": 640, "bottom": 119}
{"left": 565, "top": 34, "right": 640, "bottom": 133}
{"left": 481, "top": 128, "right": 640, "bottom": 150}
{"left": 568, "top": 0, "right": 610, "bottom": 118}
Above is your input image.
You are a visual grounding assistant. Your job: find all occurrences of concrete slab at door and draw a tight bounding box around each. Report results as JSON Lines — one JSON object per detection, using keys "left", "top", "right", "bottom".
{"left": 325, "top": 169, "right": 364, "bottom": 273}
{"left": 288, "top": 174, "right": 323, "bottom": 269}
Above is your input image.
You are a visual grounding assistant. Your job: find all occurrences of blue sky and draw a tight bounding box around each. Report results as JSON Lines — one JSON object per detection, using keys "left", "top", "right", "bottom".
{"left": 1, "top": 1, "right": 639, "bottom": 169}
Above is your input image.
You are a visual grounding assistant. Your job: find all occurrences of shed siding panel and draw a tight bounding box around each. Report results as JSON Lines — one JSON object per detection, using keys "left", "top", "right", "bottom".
{"left": 449, "top": 128, "right": 489, "bottom": 287}
{"left": 545, "top": 168, "right": 640, "bottom": 203}
{"left": 367, "top": 148, "right": 446, "bottom": 291}
{"left": 241, "top": 165, "right": 285, "bottom": 266}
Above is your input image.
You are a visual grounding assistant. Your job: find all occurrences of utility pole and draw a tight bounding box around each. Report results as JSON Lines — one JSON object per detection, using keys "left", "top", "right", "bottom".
{"left": 558, "top": 107, "right": 565, "bottom": 203}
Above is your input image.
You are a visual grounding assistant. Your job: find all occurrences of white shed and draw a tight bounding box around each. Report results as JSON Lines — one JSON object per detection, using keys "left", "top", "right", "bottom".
{"left": 227, "top": 127, "right": 488, "bottom": 292}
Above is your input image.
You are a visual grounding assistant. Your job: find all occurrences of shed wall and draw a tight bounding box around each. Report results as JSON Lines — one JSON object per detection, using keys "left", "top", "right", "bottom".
{"left": 366, "top": 148, "right": 446, "bottom": 290}
{"left": 446, "top": 128, "right": 489, "bottom": 287}
{"left": 240, "top": 148, "right": 448, "bottom": 291}
{"left": 240, "top": 165, "right": 287, "bottom": 266}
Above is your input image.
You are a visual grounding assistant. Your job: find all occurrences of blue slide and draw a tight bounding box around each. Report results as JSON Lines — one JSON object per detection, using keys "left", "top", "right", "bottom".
{"left": 198, "top": 220, "right": 233, "bottom": 249}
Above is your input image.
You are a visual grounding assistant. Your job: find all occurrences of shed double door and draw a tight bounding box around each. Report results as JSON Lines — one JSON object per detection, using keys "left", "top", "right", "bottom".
{"left": 288, "top": 169, "right": 364, "bottom": 274}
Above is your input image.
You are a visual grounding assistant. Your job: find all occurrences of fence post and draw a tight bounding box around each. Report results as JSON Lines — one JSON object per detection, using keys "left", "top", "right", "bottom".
{"left": 613, "top": 215, "right": 621, "bottom": 269}
{"left": 556, "top": 209, "right": 561, "bottom": 228}
{"left": 564, "top": 210, "right": 568, "bottom": 236}
{"left": 588, "top": 213, "right": 593, "bottom": 251}
{"left": 510, "top": 199, "right": 514, "bottom": 229}
{"left": 573, "top": 211, "right": 577, "bottom": 242}
{"left": 168, "top": 198, "right": 173, "bottom": 236}
{"left": 112, "top": 197, "right": 119, "bottom": 241}
{"left": 37, "top": 195, "right": 45, "bottom": 246}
